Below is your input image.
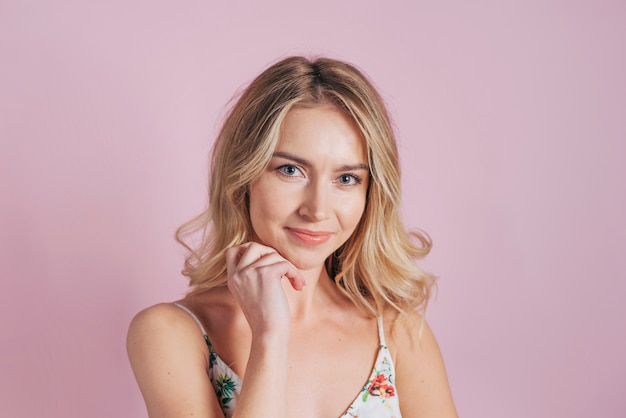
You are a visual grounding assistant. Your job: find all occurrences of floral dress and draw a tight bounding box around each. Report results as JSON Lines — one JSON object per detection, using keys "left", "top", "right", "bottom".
{"left": 173, "top": 303, "right": 402, "bottom": 417}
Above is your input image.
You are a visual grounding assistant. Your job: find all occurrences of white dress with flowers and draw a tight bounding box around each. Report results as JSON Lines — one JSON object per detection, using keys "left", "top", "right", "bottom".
{"left": 174, "top": 303, "right": 402, "bottom": 417}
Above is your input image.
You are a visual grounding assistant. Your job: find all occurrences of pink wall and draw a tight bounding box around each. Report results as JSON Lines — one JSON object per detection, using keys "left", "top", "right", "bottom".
{"left": 2, "top": 1, "right": 625, "bottom": 417}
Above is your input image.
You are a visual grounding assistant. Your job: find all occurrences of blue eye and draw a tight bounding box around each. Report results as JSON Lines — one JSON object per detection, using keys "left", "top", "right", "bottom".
{"left": 277, "top": 165, "right": 301, "bottom": 176}
{"left": 338, "top": 174, "right": 362, "bottom": 186}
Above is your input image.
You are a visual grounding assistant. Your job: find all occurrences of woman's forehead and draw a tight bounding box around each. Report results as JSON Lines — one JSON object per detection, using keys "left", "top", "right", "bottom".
{"left": 275, "top": 106, "right": 368, "bottom": 164}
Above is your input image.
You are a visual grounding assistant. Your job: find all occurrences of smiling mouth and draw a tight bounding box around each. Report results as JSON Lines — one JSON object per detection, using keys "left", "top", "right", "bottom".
{"left": 286, "top": 228, "right": 333, "bottom": 245}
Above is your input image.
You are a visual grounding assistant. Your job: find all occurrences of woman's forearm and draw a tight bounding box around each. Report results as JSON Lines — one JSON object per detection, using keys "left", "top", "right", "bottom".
{"left": 232, "top": 334, "right": 289, "bottom": 418}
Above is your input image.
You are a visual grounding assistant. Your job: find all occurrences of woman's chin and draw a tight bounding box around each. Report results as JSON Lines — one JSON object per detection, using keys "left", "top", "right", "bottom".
{"left": 281, "top": 252, "right": 329, "bottom": 273}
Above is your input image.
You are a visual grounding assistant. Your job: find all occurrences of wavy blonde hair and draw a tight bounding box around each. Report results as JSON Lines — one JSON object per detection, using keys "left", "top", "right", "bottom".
{"left": 177, "top": 56, "right": 435, "bottom": 318}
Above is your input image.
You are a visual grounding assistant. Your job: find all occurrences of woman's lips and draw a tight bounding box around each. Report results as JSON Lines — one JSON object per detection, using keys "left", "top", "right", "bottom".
{"left": 286, "top": 228, "right": 333, "bottom": 245}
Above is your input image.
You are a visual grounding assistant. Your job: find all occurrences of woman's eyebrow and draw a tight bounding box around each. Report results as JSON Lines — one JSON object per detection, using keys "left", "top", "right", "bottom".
{"left": 273, "top": 151, "right": 310, "bottom": 166}
{"left": 272, "top": 151, "right": 369, "bottom": 172}
{"left": 337, "top": 163, "right": 369, "bottom": 172}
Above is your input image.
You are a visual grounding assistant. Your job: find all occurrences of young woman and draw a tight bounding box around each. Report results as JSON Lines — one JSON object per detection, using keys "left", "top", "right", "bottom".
{"left": 127, "top": 56, "right": 457, "bottom": 418}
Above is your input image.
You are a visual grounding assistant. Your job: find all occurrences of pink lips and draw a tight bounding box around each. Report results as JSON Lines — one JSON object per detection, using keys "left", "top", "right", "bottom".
{"left": 286, "top": 228, "right": 333, "bottom": 245}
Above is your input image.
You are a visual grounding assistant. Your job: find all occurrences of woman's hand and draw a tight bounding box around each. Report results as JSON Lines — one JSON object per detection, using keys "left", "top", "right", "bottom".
{"left": 224, "top": 242, "right": 304, "bottom": 418}
{"left": 225, "top": 242, "right": 306, "bottom": 338}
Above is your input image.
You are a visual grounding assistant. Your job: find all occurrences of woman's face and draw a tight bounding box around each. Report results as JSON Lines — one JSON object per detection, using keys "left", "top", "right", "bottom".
{"left": 248, "top": 105, "right": 369, "bottom": 272}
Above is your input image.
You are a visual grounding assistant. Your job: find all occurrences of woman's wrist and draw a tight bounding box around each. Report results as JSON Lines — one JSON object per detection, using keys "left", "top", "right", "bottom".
{"left": 250, "top": 328, "right": 290, "bottom": 353}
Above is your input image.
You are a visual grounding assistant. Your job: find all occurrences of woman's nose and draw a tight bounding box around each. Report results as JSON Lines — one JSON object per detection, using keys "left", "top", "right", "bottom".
{"left": 298, "top": 180, "right": 331, "bottom": 222}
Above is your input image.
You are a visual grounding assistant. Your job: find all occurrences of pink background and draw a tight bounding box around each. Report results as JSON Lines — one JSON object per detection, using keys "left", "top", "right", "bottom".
{"left": 1, "top": 1, "right": 625, "bottom": 417}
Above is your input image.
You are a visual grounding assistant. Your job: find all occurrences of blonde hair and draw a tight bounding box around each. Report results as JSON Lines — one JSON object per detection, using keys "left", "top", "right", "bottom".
{"left": 177, "top": 56, "right": 435, "bottom": 318}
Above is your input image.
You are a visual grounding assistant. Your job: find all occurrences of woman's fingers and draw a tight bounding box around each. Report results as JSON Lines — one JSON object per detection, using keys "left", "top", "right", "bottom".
{"left": 282, "top": 266, "right": 306, "bottom": 291}
{"left": 246, "top": 255, "right": 306, "bottom": 291}
{"left": 226, "top": 243, "right": 305, "bottom": 336}
{"left": 226, "top": 243, "right": 306, "bottom": 290}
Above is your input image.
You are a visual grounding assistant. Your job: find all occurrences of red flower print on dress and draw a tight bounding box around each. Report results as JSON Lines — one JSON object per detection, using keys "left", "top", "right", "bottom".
{"left": 367, "top": 373, "right": 395, "bottom": 398}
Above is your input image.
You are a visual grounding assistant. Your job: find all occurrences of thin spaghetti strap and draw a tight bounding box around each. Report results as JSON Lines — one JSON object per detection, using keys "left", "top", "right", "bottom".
{"left": 173, "top": 303, "right": 216, "bottom": 379}
{"left": 377, "top": 316, "right": 386, "bottom": 346}
{"left": 173, "top": 302, "right": 208, "bottom": 336}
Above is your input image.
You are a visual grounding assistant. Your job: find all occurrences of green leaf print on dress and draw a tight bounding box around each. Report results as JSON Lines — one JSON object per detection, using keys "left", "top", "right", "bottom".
{"left": 216, "top": 374, "right": 237, "bottom": 409}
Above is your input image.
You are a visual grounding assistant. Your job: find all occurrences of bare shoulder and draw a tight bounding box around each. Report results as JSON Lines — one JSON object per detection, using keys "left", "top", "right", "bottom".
{"left": 127, "top": 302, "right": 208, "bottom": 363}
{"left": 129, "top": 302, "right": 201, "bottom": 338}
{"left": 386, "top": 310, "right": 458, "bottom": 418}
{"left": 127, "top": 303, "right": 223, "bottom": 418}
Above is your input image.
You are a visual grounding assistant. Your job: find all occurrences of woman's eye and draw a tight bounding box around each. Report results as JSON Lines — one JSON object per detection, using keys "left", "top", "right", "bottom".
{"left": 338, "top": 174, "right": 361, "bottom": 186}
{"left": 277, "top": 165, "right": 301, "bottom": 176}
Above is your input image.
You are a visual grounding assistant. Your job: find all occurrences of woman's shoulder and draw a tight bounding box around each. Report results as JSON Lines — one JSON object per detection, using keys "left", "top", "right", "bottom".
{"left": 384, "top": 308, "right": 458, "bottom": 417}
{"left": 128, "top": 287, "right": 234, "bottom": 339}
{"left": 126, "top": 301, "right": 225, "bottom": 417}
{"left": 129, "top": 302, "right": 199, "bottom": 335}
{"left": 382, "top": 308, "right": 426, "bottom": 344}
{"left": 127, "top": 302, "right": 209, "bottom": 362}
{"left": 382, "top": 308, "right": 446, "bottom": 368}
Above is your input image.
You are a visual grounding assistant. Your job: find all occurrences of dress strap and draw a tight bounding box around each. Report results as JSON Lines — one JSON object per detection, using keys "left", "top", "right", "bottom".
{"left": 377, "top": 316, "right": 386, "bottom": 346}
{"left": 173, "top": 303, "right": 215, "bottom": 379}
{"left": 173, "top": 302, "right": 208, "bottom": 337}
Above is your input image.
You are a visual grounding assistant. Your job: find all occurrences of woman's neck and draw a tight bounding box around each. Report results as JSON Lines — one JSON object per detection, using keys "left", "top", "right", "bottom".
{"left": 281, "top": 265, "right": 346, "bottom": 323}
